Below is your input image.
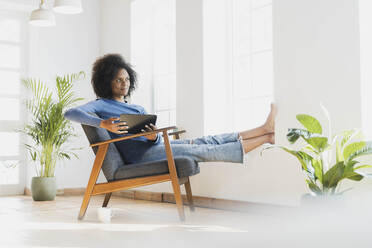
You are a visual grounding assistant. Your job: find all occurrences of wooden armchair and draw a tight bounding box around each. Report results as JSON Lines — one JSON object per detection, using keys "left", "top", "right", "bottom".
{"left": 79, "top": 124, "right": 200, "bottom": 221}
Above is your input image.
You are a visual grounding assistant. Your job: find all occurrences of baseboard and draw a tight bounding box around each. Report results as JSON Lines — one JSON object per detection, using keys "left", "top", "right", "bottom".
{"left": 24, "top": 187, "right": 290, "bottom": 212}
{"left": 24, "top": 187, "right": 67, "bottom": 196}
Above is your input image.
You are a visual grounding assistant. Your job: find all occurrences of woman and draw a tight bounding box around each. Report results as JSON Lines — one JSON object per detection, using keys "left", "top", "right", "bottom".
{"left": 64, "top": 54, "right": 277, "bottom": 165}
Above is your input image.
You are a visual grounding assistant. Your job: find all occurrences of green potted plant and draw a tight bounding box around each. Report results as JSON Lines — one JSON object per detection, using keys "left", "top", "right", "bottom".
{"left": 21, "top": 72, "right": 84, "bottom": 201}
{"left": 262, "top": 107, "right": 372, "bottom": 202}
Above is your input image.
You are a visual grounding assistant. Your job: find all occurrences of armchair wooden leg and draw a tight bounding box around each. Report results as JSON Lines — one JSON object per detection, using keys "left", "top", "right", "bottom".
{"left": 78, "top": 144, "right": 109, "bottom": 220}
{"left": 102, "top": 193, "right": 112, "bottom": 207}
{"left": 163, "top": 131, "right": 185, "bottom": 221}
{"left": 78, "top": 192, "right": 92, "bottom": 220}
{"left": 171, "top": 177, "right": 185, "bottom": 221}
{"left": 184, "top": 177, "right": 195, "bottom": 212}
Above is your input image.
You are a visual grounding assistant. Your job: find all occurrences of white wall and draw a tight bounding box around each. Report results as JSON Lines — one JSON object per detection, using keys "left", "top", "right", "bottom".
{"left": 175, "top": 0, "right": 204, "bottom": 138}
{"left": 360, "top": 0, "right": 372, "bottom": 140}
{"left": 26, "top": 0, "right": 101, "bottom": 189}
{"left": 274, "top": 0, "right": 361, "bottom": 132}
{"left": 272, "top": 0, "right": 363, "bottom": 203}
{"left": 129, "top": 0, "right": 155, "bottom": 111}
{"left": 100, "top": 0, "right": 131, "bottom": 59}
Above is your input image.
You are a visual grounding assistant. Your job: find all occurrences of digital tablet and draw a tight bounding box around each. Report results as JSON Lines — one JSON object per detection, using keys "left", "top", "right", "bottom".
{"left": 119, "top": 114, "right": 157, "bottom": 134}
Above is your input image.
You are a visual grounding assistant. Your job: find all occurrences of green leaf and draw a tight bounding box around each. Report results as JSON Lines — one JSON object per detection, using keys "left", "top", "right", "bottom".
{"left": 343, "top": 141, "right": 366, "bottom": 162}
{"left": 344, "top": 160, "right": 358, "bottom": 173}
{"left": 306, "top": 179, "right": 322, "bottom": 195}
{"left": 352, "top": 171, "right": 372, "bottom": 179}
{"left": 354, "top": 165, "right": 372, "bottom": 170}
{"left": 339, "top": 161, "right": 357, "bottom": 184}
{"left": 347, "top": 141, "right": 372, "bottom": 162}
{"left": 312, "top": 159, "right": 323, "bottom": 183}
{"left": 286, "top": 129, "right": 301, "bottom": 144}
{"left": 302, "top": 145, "right": 318, "bottom": 156}
{"left": 59, "top": 152, "right": 71, "bottom": 160}
{"left": 286, "top": 129, "right": 328, "bottom": 153}
{"left": 323, "top": 162, "right": 345, "bottom": 189}
{"left": 336, "top": 139, "right": 343, "bottom": 162}
{"left": 296, "top": 114, "right": 322, "bottom": 134}
{"left": 287, "top": 128, "right": 319, "bottom": 144}
{"left": 306, "top": 137, "right": 329, "bottom": 152}
{"left": 340, "top": 129, "right": 363, "bottom": 148}
{"left": 344, "top": 172, "right": 363, "bottom": 181}
{"left": 297, "top": 151, "right": 316, "bottom": 179}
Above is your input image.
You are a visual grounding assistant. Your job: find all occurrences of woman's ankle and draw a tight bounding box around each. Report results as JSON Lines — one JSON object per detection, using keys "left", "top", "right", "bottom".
{"left": 266, "top": 133, "right": 275, "bottom": 144}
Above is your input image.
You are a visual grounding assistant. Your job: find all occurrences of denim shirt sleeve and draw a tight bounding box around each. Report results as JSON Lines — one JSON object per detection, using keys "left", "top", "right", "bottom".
{"left": 141, "top": 106, "right": 162, "bottom": 144}
{"left": 64, "top": 100, "right": 102, "bottom": 128}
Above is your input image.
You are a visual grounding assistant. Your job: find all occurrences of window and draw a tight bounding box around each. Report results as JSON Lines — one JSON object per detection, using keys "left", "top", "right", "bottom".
{"left": 203, "top": 0, "right": 273, "bottom": 134}
{"left": 231, "top": 0, "right": 273, "bottom": 131}
{"left": 0, "top": 10, "right": 27, "bottom": 194}
{"left": 131, "top": 0, "right": 176, "bottom": 128}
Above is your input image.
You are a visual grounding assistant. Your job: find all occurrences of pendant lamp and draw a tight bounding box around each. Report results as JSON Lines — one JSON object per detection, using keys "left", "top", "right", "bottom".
{"left": 53, "top": 0, "right": 83, "bottom": 14}
{"left": 29, "top": 0, "right": 55, "bottom": 27}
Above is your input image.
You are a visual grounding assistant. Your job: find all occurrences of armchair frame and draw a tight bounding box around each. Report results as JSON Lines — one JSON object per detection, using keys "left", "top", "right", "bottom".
{"left": 78, "top": 126, "right": 195, "bottom": 221}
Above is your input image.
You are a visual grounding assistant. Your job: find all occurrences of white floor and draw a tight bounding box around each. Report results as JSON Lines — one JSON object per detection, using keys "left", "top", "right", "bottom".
{"left": 0, "top": 195, "right": 371, "bottom": 248}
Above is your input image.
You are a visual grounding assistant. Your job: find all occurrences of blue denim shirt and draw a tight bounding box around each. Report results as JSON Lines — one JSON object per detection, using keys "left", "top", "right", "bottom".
{"left": 64, "top": 98, "right": 161, "bottom": 163}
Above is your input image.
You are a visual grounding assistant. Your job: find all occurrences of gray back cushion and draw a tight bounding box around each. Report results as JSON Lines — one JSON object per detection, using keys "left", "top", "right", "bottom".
{"left": 81, "top": 124, "right": 124, "bottom": 181}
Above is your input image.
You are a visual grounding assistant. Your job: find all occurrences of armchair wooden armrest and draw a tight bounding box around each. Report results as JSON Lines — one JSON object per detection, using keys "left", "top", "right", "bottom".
{"left": 168, "top": 129, "right": 186, "bottom": 139}
{"left": 90, "top": 126, "right": 177, "bottom": 147}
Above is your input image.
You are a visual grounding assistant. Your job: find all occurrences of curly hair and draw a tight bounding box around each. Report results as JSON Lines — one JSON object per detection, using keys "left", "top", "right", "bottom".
{"left": 91, "top": 54, "right": 137, "bottom": 99}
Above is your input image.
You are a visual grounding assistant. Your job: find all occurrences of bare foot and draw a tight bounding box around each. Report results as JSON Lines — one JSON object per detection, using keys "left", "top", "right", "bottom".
{"left": 263, "top": 103, "right": 277, "bottom": 133}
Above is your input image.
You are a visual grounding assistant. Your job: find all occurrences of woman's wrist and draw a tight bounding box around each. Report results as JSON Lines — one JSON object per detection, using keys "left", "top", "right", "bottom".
{"left": 99, "top": 120, "right": 106, "bottom": 128}
{"left": 148, "top": 134, "right": 158, "bottom": 142}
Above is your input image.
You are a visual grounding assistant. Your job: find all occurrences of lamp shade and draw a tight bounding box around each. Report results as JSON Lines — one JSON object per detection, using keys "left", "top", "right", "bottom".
{"left": 29, "top": 3, "right": 55, "bottom": 27}
{"left": 53, "top": 0, "right": 83, "bottom": 14}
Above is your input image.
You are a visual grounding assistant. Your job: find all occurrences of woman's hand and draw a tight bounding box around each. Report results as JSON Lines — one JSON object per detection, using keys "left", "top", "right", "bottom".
{"left": 100, "top": 117, "right": 128, "bottom": 135}
{"left": 141, "top": 123, "right": 158, "bottom": 141}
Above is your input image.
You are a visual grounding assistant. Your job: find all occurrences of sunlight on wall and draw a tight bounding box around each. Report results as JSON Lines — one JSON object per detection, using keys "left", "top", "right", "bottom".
{"left": 130, "top": 0, "right": 176, "bottom": 128}
{"left": 359, "top": 0, "right": 372, "bottom": 140}
{"left": 203, "top": 0, "right": 273, "bottom": 135}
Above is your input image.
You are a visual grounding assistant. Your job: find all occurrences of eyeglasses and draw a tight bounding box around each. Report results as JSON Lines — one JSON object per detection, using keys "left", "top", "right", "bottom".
{"left": 114, "top": 78, "right": 130, "bottom": 84}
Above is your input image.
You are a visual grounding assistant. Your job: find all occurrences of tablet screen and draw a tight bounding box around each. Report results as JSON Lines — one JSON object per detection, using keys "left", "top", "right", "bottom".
{"left": 119, "top": 114, "right": 157, "bottom": 134}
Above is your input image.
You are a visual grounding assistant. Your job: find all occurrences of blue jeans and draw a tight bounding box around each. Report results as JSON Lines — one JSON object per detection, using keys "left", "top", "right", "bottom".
{"left": 130, "top": 132, "right": 244, "bottom": 164}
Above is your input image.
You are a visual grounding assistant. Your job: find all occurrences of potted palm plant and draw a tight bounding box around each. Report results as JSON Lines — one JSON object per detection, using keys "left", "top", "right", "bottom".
{"left": 262, "top": 107, "right": 372, "bottom": 202}
{"left": 21, "top": 72, "right": 84, "bottom": 201}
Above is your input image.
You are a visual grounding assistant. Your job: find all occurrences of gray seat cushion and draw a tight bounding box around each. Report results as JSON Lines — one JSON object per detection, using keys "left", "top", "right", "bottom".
{"left": 82, "top": 122, "right": 200, "bottom": 182}
{"left": 113, "top": 156, "right": 200, "bottom": 180}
